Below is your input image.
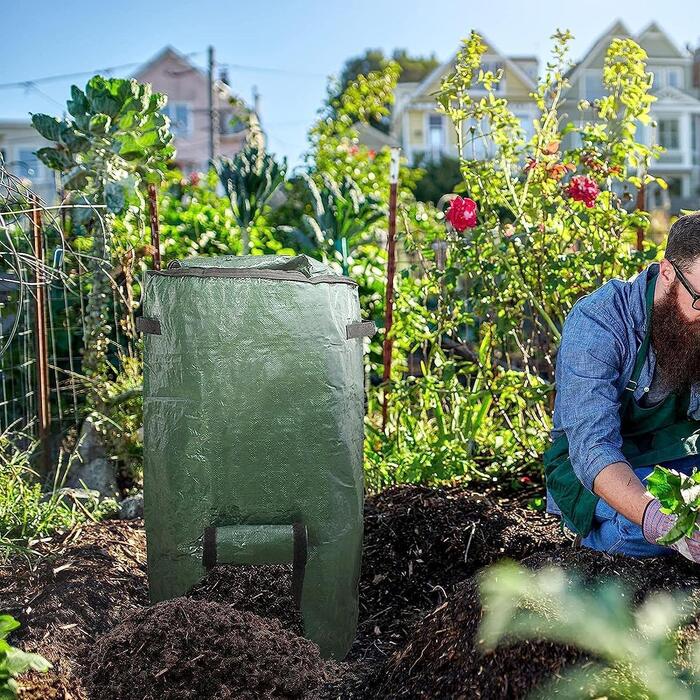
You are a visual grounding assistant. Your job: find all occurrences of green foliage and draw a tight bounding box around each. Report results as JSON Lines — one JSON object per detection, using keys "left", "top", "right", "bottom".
{"left": 411, "top": 153, "right": 463, "bottom": 204}
{"left": 329, "top": 48, "right": 440, "bottom": 134}
{"left": 0, "top": 615, "right": 51, "bottom": 698}
{"left": 0, "top": 432, "right": 110, "bottom": 557}
{"left": 32, "top": 75, "right": 175, "bottom": 381}
{"left": 479, "top": 561, "right": 700, "bottom": 699}
{"left": 374, "top": 29, "right": 664, "bottom": 481}
{"left": 279, "top": 172, "right": 384, "bottom": 273}
{"left": 216, "top": 144, "right": 288, "bottom": 254}
{"left": 33, "top": 76, "right": 174, "bottom": 210}
{"left": 114, "top": 169, "right": 242, "bottom": 260}
{"left": 646, "top": 467, "right": 700, "bottom": 544}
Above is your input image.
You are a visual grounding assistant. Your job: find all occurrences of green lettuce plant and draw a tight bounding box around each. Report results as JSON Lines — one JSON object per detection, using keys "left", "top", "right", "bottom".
{"left": 0, "top": 615, "right": 51, "bottom": 698}
{"left": 646, "top": 467, "right": 700, "bottom": 545}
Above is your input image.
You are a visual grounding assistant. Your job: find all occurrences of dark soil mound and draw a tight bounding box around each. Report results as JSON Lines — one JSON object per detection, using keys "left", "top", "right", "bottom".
{"left": 375, "top": 546, "right": 700, "bottom": 699}
{"left": 85, "top": 598, "right": 327, "bottom": 700}
{"left": 356, "top": 486, "right": 566, "bottom": 655}
{"left": 188, "top": 564, "right": 302, "bottom": 634}
{"left": 2, "top": 519, "right": 147, "bottom": 699}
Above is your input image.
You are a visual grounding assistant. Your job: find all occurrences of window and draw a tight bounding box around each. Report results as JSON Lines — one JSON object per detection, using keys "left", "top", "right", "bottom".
{"left": 428, "top": 114, "right": 444, "bottom": 162}
{"left": 650, "top": 66, "right": 685, "bottom": 90}
{"left": 514, "top": 113, "right": 535, "bottom": 142}
{"left": 658, "top": 119, "right": 680, "bottom": 150}
{"left": 16, "top": 148, "right": 42, "bottom": 180}
{"left": 163, "top": 102, "right": 192, "bottom": 137}
{"left": 667, "top": 68, "right": 683, "bottom": 89}
{"left": 584, "top": 73, "right": 606, "bottom": 100}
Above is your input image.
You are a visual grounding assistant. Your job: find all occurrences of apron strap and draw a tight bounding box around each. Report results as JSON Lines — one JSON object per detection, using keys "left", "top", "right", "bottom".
{"left": 622, "top": 273, "right": 657, "bottom": 407}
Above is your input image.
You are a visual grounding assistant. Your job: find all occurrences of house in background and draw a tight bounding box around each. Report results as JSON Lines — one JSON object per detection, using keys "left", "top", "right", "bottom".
{"left": 562, "top": 20, "right": 700, "bottom": 211}
{"left": 0, "top": 120, "right": 57, "bottom": 203}
{"left": 388, "top": 35, "right": 539, "bottom": 166}
{"left": 132, "top": 46, "right": 257, "bottom": 174}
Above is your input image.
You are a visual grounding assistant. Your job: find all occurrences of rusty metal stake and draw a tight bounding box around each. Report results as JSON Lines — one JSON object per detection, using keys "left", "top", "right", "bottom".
{"left": 31, "top": 196, "right": 51, "bottom": 475}
{"left": 147, "top": 183, "right": 161, "bottom": 270}
{"left": 381, "top": 148, "right": 401, "bottom": 433}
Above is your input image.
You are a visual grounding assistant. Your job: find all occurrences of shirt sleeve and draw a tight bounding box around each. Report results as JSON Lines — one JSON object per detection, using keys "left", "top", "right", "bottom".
{"left": 553, "top": 298, "right": 632, "bottom": 492}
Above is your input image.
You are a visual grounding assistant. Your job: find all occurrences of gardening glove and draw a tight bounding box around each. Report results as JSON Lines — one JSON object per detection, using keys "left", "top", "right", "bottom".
{"left": 642, "top": 499, "right": 700, "bottom": 563}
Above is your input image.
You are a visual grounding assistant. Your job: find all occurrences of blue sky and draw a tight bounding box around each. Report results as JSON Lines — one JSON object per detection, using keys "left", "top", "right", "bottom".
{"left": 1, "top": 0, "right": 699, "bottom": 169}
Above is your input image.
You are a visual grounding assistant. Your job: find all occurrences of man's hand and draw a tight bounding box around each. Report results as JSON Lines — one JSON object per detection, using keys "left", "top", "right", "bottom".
{"left": 642, "top": 499, "right": 700, "bottom": 563}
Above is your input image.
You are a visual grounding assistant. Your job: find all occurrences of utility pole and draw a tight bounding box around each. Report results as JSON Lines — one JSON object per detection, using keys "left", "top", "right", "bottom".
{"left": 208, "top": 45, "right": 215, "bottom": 165}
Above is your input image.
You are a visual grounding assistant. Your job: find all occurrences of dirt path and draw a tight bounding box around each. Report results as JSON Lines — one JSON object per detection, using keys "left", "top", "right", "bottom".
{"left": 4, "top": 484, "right": 698, "bottom": 699}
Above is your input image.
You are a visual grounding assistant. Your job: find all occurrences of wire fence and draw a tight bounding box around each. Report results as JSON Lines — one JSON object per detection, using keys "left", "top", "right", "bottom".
{"left": 0, "top": 159, "right": 123, "bottom": 460}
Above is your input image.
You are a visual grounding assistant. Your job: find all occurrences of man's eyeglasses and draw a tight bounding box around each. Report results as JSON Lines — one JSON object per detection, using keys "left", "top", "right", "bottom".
{"left": 670, "top": 260, "right": 700, "bottom": 310}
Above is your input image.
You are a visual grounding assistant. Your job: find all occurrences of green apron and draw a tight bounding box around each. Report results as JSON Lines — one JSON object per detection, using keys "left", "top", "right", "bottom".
{"left": 544, "top": 272, "right": 700, "bottom": 536}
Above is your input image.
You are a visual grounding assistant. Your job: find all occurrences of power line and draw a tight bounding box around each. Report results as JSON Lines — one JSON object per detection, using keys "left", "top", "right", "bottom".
{"left": 0, "top": 52, "right": 204, "bottom": 91}
{"left": 219, "top": 61, "right": 328, "bottom": 78}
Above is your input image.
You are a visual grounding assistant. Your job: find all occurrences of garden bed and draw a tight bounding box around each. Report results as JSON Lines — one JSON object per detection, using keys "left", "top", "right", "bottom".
{"left": 5, "top": 484, "right": 700, "bottom": 699}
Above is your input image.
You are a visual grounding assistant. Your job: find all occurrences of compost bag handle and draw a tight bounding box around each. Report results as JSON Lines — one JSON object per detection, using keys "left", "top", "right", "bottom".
{"left": 346, "top": 321, "right": 376, "bottom": 340}
{"left": 202, "top": 522, "right": 308, "bottom": 609}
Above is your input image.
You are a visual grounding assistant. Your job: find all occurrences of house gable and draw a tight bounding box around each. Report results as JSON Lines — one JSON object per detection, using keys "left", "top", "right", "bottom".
{"left": 637, "top": 22, "right": 685, "bottom": 60}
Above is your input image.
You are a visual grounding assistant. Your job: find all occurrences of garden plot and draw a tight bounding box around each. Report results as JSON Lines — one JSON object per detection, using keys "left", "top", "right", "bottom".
{"left": 5, "top": 485, "right": 700, "bottom": 699}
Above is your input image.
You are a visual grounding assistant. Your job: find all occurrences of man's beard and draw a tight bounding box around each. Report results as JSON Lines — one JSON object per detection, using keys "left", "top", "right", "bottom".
{"left": 651, "top": 279, "right": 700, "bottom": 394}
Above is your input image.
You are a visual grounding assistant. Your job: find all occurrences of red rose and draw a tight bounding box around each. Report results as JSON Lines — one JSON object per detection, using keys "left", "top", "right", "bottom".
{"left": 566, "top": 175, "right": 600, "bottom": 208}
{"left": 445, "top": 196, "right": 478, "bottom": 232}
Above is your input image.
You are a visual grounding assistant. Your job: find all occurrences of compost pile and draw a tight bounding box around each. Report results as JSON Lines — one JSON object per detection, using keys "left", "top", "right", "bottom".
{"left": 5, "top": 484, "right": 700, "bottom": 699}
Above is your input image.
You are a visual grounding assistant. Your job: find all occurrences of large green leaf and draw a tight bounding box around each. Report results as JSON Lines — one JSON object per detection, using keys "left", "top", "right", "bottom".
{"left": 31, "top": 114, "right": 61, "bottom": 142}
{"left": 36, "top": 147, "right": 73, "bottom": 171}
{"left": 0, "top": 616, "right": 19, "bottom": 641}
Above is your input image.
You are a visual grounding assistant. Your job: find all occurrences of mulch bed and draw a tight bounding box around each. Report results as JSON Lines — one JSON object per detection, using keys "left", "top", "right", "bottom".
{"left": 3, "top": 484, "right": 700, "bottom": 699}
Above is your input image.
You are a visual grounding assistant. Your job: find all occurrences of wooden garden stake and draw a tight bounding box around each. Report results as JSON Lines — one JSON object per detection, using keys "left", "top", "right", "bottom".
{"left": 31, "top": 196, "right": 51, "bottom": 475}
{"left": 147, "top": 183, "right": 161, "bottom": 270}
{"left": 382, "top": 147, "right": 401, "bottom": 433}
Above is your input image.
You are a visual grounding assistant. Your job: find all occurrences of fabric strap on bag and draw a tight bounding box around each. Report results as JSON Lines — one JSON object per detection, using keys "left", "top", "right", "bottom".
{"left": 346, "top": 321, "right": 376, "bottom": 340}
{"left": 136, "top": 317, "right": 161, "bottom": 335}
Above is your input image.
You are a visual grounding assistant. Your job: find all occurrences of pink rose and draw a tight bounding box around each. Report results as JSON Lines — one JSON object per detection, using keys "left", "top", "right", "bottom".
{"left": 445, "top": 196, "right": 478, "bottom": 232}
{"left": 566, "top": 175, "right": 600, "bottom": 208}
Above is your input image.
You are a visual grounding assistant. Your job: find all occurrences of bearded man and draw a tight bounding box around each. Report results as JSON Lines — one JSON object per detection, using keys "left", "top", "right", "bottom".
{"left": 545, "top": 213, "right": 700, "bottom": 560}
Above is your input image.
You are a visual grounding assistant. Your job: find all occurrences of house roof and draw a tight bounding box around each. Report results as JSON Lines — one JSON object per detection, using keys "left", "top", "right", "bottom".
{"left": 132, "top": 46, "right": 236, "bottom": 99}
{"left": 566, "top": 19, "right": 691, "bottom": 85}
{"left": 564, "top": 19, "right": 633, "bottom": 83}
{"left": 392, "top": 31, "right": 538, "bottom": 123}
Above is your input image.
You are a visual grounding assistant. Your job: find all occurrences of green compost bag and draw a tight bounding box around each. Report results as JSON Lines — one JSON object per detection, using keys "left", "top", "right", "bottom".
{"left": 138, "top": 254, "right": 375, "bottom": 660}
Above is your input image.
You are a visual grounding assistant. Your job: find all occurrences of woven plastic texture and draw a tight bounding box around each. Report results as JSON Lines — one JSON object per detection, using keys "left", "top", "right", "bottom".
{"left": 142, "top": 254, "right": 366, "bottom": 659}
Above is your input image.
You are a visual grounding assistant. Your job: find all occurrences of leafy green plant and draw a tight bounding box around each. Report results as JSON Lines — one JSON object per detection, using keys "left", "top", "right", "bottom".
{"left": 0, "top": 429, "right": 113, "bottom": 557}
{"left": 0, "top": 615, "right": 51, "bottom": 699}
{"left": 372, "top": 29, "right": 664, "bottom": 486}
{"left": 32, "top": 75, "right": 174, "bottom": 379}
{"left": 479, "top": 561, "right": 700, "bottom": 699}
{"left": 279, "top": 172, "right": 384, "bottom": 274}
{"left": 215, "top": 129, "right": 288, "bottom": 255}
{"left": 646, "top": 467, "right": 700, "bottom": 545}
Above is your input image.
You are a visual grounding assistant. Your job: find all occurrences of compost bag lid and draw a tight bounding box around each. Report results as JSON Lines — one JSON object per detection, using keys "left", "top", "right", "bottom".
{"left": 160, "top": 254, "right": 357, "bottom": 286}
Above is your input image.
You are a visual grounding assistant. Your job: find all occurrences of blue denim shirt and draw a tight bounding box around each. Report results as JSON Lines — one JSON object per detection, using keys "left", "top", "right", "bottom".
{"left": 546, "top": 262, "right": 700, "bottom": 516}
